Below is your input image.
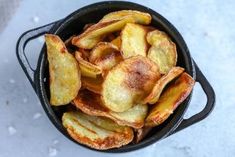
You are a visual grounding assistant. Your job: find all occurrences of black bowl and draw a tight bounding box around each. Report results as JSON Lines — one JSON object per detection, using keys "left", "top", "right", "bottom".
{"left": 16, "top": 1, "right": 215, "bottom": 153}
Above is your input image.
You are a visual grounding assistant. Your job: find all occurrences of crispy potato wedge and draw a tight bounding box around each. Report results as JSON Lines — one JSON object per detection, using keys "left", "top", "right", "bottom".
{"left": 81, "top": 76, "right": 103, "bottom": 94}
{"left": 102, "top": 55, "right": 161, "bottom": 112}
{"left": 100, "top": 10, "right": 151, "bottom": 25}
{"left": 45, "top": 34, "right": 81, "bottom": 106}
{"left": 111, "top": 36, "right": 121, "bottom": 50}
{"left": 72, "top": 17, "right": 136, "bottom": 49}
{"left": 134, "top": 127, "right": 152, "bottom": 143}
{"left": 75, "top": 51, "right": 102, "bottom": 78}
{"left": 121, "top": 23, "right": 148, "bottom": 59}
{"left": 143, "top": 67, "right": 184, "bottom": 104}
{"left": 62, "top": 111, "right": 134, "bottom": 150}
{"left": 145, "top": 72, "right": 195, "bottom": 127}
{"left": 73, "top": 90, "right": 148, "bottom": 128}
{"left": 147, "top": 30, "right": 177, "bottom": 74}
{"left": 90, "top": 42, "right": 123, "bottom": 73}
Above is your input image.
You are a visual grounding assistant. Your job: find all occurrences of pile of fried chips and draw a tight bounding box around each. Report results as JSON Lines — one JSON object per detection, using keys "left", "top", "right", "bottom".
{"left": 45, "top": 10, "right": 195, "bottom": 150}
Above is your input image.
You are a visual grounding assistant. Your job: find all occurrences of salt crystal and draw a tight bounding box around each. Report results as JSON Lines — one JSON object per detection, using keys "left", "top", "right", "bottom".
{"left": 33, "top": 16, "right": 39, "bottom": 23}
{"left": 48, "top": 147, "right": 57, "bottom": 156}
{"left": 33, "top": 112, "right": 42, "bottom": 119}
{"left": 23, "top": 98, "right": 28, "bottom": 103}
{"left": 9, "top": 79, "right": 15, "bottom": 84}
{"left": 53, "top": 140, "right": 59, "bottom": 145}
{"left": 8, "top": 126, "right": 17, "bottom": 135}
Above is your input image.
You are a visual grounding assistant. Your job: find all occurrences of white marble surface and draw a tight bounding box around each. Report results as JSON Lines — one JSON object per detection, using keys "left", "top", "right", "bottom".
{"left": 0, "top": 0, "right": 234, "bottom": 156}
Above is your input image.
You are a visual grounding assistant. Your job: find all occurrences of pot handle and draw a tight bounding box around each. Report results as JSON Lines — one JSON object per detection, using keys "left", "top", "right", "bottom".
{"left": 170, "top": 60, "right": 215, "bottom": 135}
{"left": 16, "top": 22, "right": 57, "bottom": 90}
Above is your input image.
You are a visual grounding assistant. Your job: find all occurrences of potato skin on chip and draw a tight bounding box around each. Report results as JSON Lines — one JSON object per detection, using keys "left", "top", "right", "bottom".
{"left": 72, "top": 18, "right": 136, "bottom": 49}
{"left": 121, "top": 23, "right": 148, "bottom": 59}
{"left": 75, "top": 51, "right": 102, "bottom": 78}
{"left": 62, "top": 111, "right": 134, "bottom": 150}
{"left": 143, "top": 67, "right": 184, "bottom": 104}
{"left": 102, "top": 55, "right": 161, "bottom": 112}
{"left": 90, "top": 42, "right": 123, "bottom": 74}
{"left": 147, "top": 30, "right": 177, "bottom": 74}
{"left": 73, "top": 90, "right": 148, "bottom": 128}
{"left": 100, "top": 10, "right": 151, "bottom": 25}
{"left": 45, "top": 34, "right": 81, "bottom": 106}
{"left": 145, "top": 72, "right": 195, "bottom": 127}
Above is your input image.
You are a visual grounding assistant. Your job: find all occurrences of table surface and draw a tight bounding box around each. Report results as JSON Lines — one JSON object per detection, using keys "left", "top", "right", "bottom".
{"left": 0, "top": 0, "right": 234, "bottom": 156}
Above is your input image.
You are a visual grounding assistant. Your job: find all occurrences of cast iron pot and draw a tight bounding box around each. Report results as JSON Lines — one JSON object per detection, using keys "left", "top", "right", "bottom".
{"left": 16, "top": 1, "right": 215, "bottom": 153}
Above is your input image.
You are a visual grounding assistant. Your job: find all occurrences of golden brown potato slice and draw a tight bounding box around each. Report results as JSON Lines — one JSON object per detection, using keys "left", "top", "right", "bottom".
{"left": 100, "top": 10, "right": 151, "bottom": 25}
{"left": 45, "top": 34, "right": 81, "bottom": 106}
{"left": 134, "top": 127, "right": 152, "bottom": 143}
{"left": 75, "top": 51, "right": 102, "bottom": 78}
{"left": 121, "top": 23, "right": 148, "bottom": 59}
{"left": 143, "top": 67, "right": 184, "bottom": 104}
{"left": 72, "top": 17, "right": 136, "bottom": 49}
{"left": 90, "top": 42, "right": 123, "bottom": 74}
{"left": 111, "top": 36, "right": 121, "bottom": 50}
{"left": 145, "top": 72, "right": 195, "bottom": 127}
{"left": 146, "top": 30, "right": 170, "bottom": 46}
{"left": 62, "top": 111, "right": 134, "bottom": 150}
{"left": 81, "top": 76, "right": 103, "bottom": 94}
{"left": 147, "top": 30, "right": 177, "bottom": 74}
{"left": 102, "top": 55, "right": 161, "bottom": 112}
{"left": 73, "top": 90, "right": 148, "bottom": 128}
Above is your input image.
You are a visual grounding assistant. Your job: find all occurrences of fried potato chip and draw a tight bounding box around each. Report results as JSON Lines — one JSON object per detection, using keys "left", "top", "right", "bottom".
{"left": 45, "top": 34, "right": 81, "bottom": 106}
{"left": 147, "top": 30, "right": 177, "bottom": 74}
{"left": 72, "top": 17, "right": 136, "bottom": 49}
{"left": 111, "top": 36, "right": 121, "bottom": 50}
{"left": 90, "top": 42, "right": 123, "bottom": 73}
{"left": 102, "top": 55, "right": 161, "bottom": 112}
{"left": 81, "top": 76, "right": 103, "bottom": 94}
{"left": 146, "top": 30, "right": 170, "bottom": 46}
{"left": 145, "top": 72, "right": 195, "bottom": 127}
{"left": 100, "top": 10, "right": 151, "bottom": 25}
{"left": 75, "top": 51, "right": 102, "bottom": 78}
{"left": 134, "top": 127, "right": 152, "bottom": 143}
{"left": 121, "top": 23, "right": 148, "bottom": 59}
{"left": 73, "top": 90, "right": 148, "bottom": 128}
{"left": 143, "top": 67, "right": 184, "bottom": 104}
{"left": 62, "top": 111, "right": 134, "bottom": 150}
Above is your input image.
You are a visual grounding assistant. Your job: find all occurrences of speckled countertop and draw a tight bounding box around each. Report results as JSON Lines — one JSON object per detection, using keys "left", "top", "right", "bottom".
{"left": 0, "top": 0, "right": 234, "bottom": 156}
